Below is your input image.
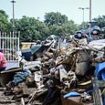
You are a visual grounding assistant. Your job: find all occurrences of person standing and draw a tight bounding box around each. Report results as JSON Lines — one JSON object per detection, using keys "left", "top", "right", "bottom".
{"left": 0, "top": 50, "right": 7, "bottom": 71}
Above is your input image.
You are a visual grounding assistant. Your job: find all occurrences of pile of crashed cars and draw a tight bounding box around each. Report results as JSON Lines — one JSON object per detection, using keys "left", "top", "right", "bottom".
{"left": 1, "top": 34, "right": 105, "bottom": 105}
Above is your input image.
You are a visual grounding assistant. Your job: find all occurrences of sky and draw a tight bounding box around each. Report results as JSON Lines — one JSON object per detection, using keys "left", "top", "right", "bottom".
{"left": 0, "top": 0, "right": 105, "bottom": 24}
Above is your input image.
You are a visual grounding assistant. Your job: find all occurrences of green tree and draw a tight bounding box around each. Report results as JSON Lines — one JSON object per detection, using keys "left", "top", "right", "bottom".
{"left": 0, "top": 10, "right": 9, "bottom": 31}
{"left": 94, "top": 15, "right": 105, "bottom": 28}
{"left": 44, "top": 12, "right": 78, "bottom": 37}
{"left": 62, "top": 20, "right": 78, "bottom": 36}
{"left": 78, "top": 22, "right": 89, "bottom": 30}
{"left": 47, "top": 20, "right": 78, "bottom": 37}
{"left": 44, "top": 12, "right": 68, "bottom": 26}
{"left": 12, "top": 16, "right": 49, "bottom": 42}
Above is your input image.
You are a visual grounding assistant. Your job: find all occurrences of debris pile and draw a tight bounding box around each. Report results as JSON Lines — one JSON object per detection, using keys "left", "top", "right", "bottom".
{"left": 1, "top": 35, "right": 105, "bottom": 105}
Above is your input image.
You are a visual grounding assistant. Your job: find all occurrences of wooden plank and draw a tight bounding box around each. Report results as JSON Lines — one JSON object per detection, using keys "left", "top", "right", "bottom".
{"left": 0, "top": 100, "right": 15, "bottom": 104}
{"left": 0, "top": 67, "right": 22, "bottom": 74}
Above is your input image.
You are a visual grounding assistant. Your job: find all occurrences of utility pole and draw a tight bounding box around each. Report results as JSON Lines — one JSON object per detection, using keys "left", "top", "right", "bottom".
{"left": 89, "top": 0, "right": 92, "bottom": 40}
{"left": 78, "top": 7, "right": 89, "bottom": 29}
{"left": 89, "top": 0, "right": 92, "bottom": 23}
{"left": 11, "top": 0, "right": 16, "bottom": 31}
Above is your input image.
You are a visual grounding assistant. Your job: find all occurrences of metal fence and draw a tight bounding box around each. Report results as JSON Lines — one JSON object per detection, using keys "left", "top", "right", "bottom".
{"left": 0, "top": 31, "right": 20, "bottom": 62}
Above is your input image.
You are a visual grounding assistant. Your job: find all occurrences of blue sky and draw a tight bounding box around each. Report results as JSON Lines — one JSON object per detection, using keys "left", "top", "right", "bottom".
{"left": 0, "top": 0, "right": 105, "bottom": 24}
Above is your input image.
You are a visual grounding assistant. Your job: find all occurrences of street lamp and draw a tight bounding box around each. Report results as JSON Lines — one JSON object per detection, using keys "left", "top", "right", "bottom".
{"left": 11, "top": 0, "right": 16, "bottom": 31}
{"left": 88, "top": 0, "right": 92, "bottom": 40}
{"left": 89, "top": 0, "right": 92, "bottom": 23}
{"left": 78, "top": 7, "right": 89, "bottom": 28}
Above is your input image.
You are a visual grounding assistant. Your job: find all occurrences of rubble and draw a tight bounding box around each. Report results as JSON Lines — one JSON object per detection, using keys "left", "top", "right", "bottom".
{"left": 1, "top": 35, "right": 105, "bottom": 105}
